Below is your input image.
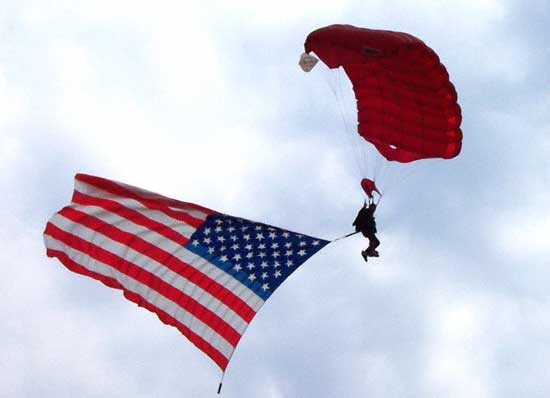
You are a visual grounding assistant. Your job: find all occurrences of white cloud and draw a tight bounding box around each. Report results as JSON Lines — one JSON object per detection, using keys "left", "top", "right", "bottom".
{"left": 490, "top": 197, "right": 550, "bottom": 258}
{"left": 207, "top": 0, "right": 353, "bottom": 27}
{"left": 3, "top": 1, "right": 550, "bottom": 397}
{"left": 0, "top": 69, "right": 26, "bottom": 170}
{"left": 425, "top": 292, "right": 494, "bottom": 398}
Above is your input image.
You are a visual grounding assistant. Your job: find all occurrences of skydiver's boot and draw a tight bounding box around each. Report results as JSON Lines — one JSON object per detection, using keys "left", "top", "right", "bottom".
{"left": 361, "top": 250, "right": 369, "bottom": 262}
{"left": 366, "top": 248, "right": 380, "bottom": 257}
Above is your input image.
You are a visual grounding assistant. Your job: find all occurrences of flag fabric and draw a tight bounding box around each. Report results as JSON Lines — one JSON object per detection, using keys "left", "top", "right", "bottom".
{"left": 43, "top": 174, "right": 329, "bottom": 371}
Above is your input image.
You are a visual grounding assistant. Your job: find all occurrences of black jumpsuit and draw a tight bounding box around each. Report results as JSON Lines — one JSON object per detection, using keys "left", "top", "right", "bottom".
{"left": 352, "top": 204, "right": 380, "bottom": 256}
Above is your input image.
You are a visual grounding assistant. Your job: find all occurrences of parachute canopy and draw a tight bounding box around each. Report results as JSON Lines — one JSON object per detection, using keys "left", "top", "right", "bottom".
{"left": 303, "top": 24, "right": 462, "bottom": 163}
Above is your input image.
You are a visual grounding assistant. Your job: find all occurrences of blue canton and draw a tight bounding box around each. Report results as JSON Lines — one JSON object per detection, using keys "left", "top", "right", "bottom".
{"left": 184, "top": 214, "right": 329, "bottom": 300}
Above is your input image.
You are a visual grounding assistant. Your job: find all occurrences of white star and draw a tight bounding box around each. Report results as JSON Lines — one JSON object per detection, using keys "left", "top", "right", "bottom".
{"left": 220, "top": 255, "right": 228, "bottom": 262}
{"left": 282, "top": 232, "right": 290, "bottom": 238}
{"left": 273, "top": 261, "right": 281, "bottom": 268}
{"left": 244, "top": 234, "right": 251, "bottom": 241}
{"left": 312, "top": 240, "right": 320, "bottom": 246}
{"left": 248, "top": 273, "right": 256, "bottom": 281}
{"left": 299, "top": 241, "right": 306, "bottom": 247}
{"left": 273, "top": 251, "right": 280, "bottom": 258}
{"left": 269, "top": 232, "right": 277, "bottom": 239}
{"left": 215, "top": 226, "right": 223, "bottom": 233}
{"left": 203, "top": 237, "right": 211, "bottom": 244}
{"left": 260, "top": 261, "right": 268, "bottom": 268}
{"left": 231, "top": 243, "right": 240, "bottom": 250}
{"left": 245, "top": 243, "right": 253, "bottom": 251}
{"left": 259, "top": 252, "right": 266, "bottom": 258}
{"left": 208, "top": 247, "right": 215, "bottom": 254}
{"left": 284, "top": 242, "right": 292, "bottom": 248}
{"left": 233, "top": 263, "right": 242, "bottom": 272}
{"left": 285, "top": 249, "right": 293, "bottom": 256}
{"left": 261, "top": 272, "right": 268, "bottom": 279}
{"left": 247, "top": 263, "right": 255, "bottom": 270}
{"left": 255, "top": 225, "right": 262, "bottom": 231}
{"left": 233, "top": 253, "right": 242, "bottom": 261}
{"left": 204, "top": 227, "right": 211, "bottom": 235}
{"left": 258, "top": 243, "right": 266, "bottom": 249}
{"left": 261, "top": 283, "right": 269, "bottom": 291}
{"left": 274, "top": 270, "right": 282, "bottom": 278}
{"left": 298, "top": 249, "right": 307, "bottom": 256}
{"left": 271, "top": 242, "right": 279, "bottom": 249}
{"left": 192, "top": 240, "right": 199, "bottom": 246}
{"left": 246, "top": 252, "right": 253, "bottom": 259}
{"left": 215, "top": 219, "right": 223, "bottom": 225}
{"left": 286, "top": 259, "right": 294, "bottom": 267}
{"left": 217, "top": 236, "right": 226, "bottom": 243}
{"left": 228, "top": 226, "right": 236, "bottom": 233}
{"left": 256, "top": 232, "right": 264, "bottom": 240}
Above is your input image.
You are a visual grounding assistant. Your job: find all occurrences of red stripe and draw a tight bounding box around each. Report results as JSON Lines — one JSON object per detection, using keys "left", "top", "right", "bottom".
{"left": 45, "top": 222, "right": 242, "bottom": 347}
{"left": 72, "top": 191, "right": 190, "bottom": 246}
{"left": 45, "top": 246, "right": 229, "bottom": 370}
{"left": 76, "top": 173, "right": 216, "bottom": 214}
{"left": 60, "top": 206, "right": 256, "bottom": 323}
{"left": 57, "top": 207, "right": 256, "bottom": 323}
{"left": 75, "top": 174, "right": 213, "bottom": 228}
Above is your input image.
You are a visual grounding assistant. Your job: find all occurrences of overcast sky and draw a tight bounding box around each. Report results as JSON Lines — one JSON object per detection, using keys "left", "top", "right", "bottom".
{"left": 2, "top": 1, "right": 549, "bottom": 397}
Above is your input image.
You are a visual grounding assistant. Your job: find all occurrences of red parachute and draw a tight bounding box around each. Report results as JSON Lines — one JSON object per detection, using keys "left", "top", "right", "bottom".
{"left": 300, "top": 25, "right": 462, "bottom": 195}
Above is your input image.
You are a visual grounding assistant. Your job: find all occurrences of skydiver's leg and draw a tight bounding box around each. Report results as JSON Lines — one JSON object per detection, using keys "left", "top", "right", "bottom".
{"left": 366, "top": 233, "right": 380, "bottom": 256}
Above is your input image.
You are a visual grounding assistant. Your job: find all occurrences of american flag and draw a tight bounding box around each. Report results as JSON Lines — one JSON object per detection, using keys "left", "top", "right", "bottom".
{"left": 44, "top": 174, "right": 329, "bottom": 371}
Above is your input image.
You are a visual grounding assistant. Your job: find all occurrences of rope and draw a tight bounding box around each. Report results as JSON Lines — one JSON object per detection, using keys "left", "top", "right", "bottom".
{"left": 331, "top": 230, "right": 360, "bottom": 242}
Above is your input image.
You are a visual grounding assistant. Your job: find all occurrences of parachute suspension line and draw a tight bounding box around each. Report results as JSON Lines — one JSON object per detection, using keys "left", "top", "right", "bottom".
{"left": 322, "top": 69, "right": 365, "bottom": 178}
{"left": 327, "top": 70, "right": 355, "bottom": 170}
{"left": 333, "top": 69, "right": 368, "bottom": 179}
{"left": 338, "top": 70, "right": 371, "bottom": 178}
{"left": 377, "top": 161, "right": 421, "bottom": 199}
{"left": 322, "top": 66, "right": 387, "bottom": 190}
{"left": 374, "top": 164, "right": 397, "bottom": 197}
{"left": 334, "top": 68, "right": 389, "bottom": 191}
{"left": 342, "top": 70, "right": 373, "bottom": 178}
{"left": 374, "top": 159, "right": 391, "bottom": 192}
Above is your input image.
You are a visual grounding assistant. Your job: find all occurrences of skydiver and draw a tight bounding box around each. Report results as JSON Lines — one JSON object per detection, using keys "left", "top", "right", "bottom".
{"left": 352, "top": 199, "right": 380, "bottom": 262}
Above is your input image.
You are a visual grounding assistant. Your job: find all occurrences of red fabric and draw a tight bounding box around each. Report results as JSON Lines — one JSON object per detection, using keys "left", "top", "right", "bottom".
{"left": 360, "top": 178, "right": 381, "bottom": 198}
{"left": 305, "top": 24, "right": 462, "bottom": 163}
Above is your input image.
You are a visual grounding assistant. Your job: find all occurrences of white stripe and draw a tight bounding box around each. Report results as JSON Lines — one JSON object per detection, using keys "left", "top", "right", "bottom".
{"left": 68, "top": 203, "right": 264, "bottom": 312}
{"left": 44, "top": 234, "right": 235, "bottom": 360}
{"left": 74, "top": 180, "right": 197, "bottom": 238}
{"left": 48, "top": 213, "right": 253, "bottom": 334}
{"left": 109, "top": 179, "right": 209, "bottom": 220}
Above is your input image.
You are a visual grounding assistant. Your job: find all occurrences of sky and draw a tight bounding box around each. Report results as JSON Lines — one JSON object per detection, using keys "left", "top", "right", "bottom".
{"left": 1, "top": 0, "right": 549, "bottom": 397}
